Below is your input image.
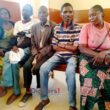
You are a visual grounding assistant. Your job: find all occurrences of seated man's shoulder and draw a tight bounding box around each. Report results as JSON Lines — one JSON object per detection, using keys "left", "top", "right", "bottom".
{"left": 74, "top": 23, "right": 82, "bottom": 30}
{"left": 31, "top": 22, "right": 40, "bottom": 29}
{"left": 15, "top": 20, "right": 22, "bottom": 26}
{"left": 30, "top": 19, "right": 38, "bottom": 25}
{"left": 53, "top": 24, "right": 61, "bottom": 31}
{"left": 49, "top": 21, "right": 57, "bottom": 27}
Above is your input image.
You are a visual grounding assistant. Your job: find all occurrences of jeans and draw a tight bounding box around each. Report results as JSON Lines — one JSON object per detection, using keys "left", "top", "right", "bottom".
{"left": 40, "top": 54, "right": 77, "bottom": 107}
{"left": 1, "top": 47, "right": 31, "bottom": 95}
{"left": 1, "top": 52, "right": 20, "bottom": 95}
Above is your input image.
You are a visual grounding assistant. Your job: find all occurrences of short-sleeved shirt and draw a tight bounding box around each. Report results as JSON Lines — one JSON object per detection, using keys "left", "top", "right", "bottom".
{"left": 13, "top": 19, "right": 37, "bottom": 37}
{"left": 79, "top": 21, "right": 110, "bottom": 50}
{"left": 52, "top": 22, "right": 81, "bottom": 57}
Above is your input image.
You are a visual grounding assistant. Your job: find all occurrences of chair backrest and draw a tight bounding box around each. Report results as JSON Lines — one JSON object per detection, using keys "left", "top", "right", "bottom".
{"left": 49, "top": 8, "right": 110, "bottom": 24}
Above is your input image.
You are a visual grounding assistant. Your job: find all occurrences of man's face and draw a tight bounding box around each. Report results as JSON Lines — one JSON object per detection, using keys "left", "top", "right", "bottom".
{"left": 38, "top": 7, "right": 48, "bottom": 24}
{"left": 22, "top": 6, "right": 32, "bottom": 20}
{"left": 61, "top": 6, "right": 74, "bottom": 23}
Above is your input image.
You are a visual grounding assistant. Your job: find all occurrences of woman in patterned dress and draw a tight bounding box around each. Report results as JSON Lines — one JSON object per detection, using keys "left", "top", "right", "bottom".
{"left": 79, "top": 5, "right": 110, "bottom": 110}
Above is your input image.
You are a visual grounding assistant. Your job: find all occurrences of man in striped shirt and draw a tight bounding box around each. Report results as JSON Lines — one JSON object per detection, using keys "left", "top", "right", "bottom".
{"left": 34, "top": 3, "right": 81, "bottom": 110}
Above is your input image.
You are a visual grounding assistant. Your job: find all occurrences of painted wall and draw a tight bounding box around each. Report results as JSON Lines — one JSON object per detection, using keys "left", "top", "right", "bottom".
{"left": 49, "top": 0, "right": 110, "bottom": 23}
{"left": 49, "top": 0, "right": 110, "bottom": 10}
{"left": 2, "top": 0, "right": 110, "bottom": 23}
{"left": 3, "top": 0, "right": 48, "bottom": 19}
{"left": 0, "top": 0, "right": 21, "bottom": 22}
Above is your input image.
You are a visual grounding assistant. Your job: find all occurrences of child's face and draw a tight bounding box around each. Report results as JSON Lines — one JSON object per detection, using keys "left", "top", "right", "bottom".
{"left": 12, "top": 46, "right": 19, "bottom": 52}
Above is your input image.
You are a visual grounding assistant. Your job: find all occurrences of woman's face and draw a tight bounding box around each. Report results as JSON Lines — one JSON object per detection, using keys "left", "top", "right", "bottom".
{"left": 88, "top": 9, "right": 103, "bottom": 25}
{"left": 0, "top": 9, "right": 10, "bottom": 21}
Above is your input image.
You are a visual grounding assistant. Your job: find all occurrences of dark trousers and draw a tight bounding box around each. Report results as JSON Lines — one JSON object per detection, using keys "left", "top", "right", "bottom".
{"left": 23, "top": 56, "right": 40, "bottom": 89}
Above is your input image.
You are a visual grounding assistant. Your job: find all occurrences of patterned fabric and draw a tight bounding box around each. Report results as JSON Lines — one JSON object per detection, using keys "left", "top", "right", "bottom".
{"left": 52, "top": 22, "right": 81, "bottom": 57}
{"left": 79, "top": 54, "right": 110, "bottom": 110}
{"left": 4, "top": 28, "right": 13, "bottom": 39}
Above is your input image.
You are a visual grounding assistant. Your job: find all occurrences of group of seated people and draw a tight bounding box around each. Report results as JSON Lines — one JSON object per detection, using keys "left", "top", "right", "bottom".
{"left": 0, "top": 2, "right": 110, "bottom": 110}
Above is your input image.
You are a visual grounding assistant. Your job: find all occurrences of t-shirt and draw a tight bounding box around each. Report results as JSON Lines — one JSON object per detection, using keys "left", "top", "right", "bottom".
{"left": 52, "top": 22, "right": 81, "bottom": 57}
{"left": 79, "top": 21, "right": 110, "bottom": 50}
{"left": 13, "top": 19, "right": 37, "bottom": 37}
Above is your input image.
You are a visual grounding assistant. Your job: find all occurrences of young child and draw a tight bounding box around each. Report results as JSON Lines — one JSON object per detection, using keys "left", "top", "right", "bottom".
{"left": 9, "top": 36, "right": 24, "bottom": 64}
{"left": 9, "top": 46, "right": 24, "bottom": 64}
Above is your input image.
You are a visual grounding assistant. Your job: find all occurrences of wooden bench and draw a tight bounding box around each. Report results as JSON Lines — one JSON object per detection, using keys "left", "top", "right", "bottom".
{"left": 50, "top": 64, "right": 79, "bottom": 78}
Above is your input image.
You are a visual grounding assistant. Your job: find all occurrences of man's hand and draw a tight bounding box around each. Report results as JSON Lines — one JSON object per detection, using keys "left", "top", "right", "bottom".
{"left": 32, "top": 48, "right": 37, "bottom": 56}
{"left": 58, "top": 44, "right": 65, "bottom": 48}
{"left": 36, "top": 53, "right": 43, "bottom": 62}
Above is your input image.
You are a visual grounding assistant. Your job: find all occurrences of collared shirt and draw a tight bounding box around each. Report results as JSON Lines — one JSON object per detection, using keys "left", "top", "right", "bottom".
{"left": 40, "top": 21, "right": 50, "bottom": 48}
{"left": 52, "top": 22, "right": 81, "bottom": 57}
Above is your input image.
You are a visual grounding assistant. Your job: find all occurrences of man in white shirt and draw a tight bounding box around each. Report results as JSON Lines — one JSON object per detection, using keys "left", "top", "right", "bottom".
{"left": 18, "top": 5, "right": 55, "bottom": 107}
{"left": 0, "top": 4, "right": 36, "bottom": 105}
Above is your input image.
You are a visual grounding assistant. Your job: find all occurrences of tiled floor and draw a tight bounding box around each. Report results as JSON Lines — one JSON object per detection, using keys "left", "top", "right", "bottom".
{"left": 0, "top": 70, "right": 98, "bottom": 110}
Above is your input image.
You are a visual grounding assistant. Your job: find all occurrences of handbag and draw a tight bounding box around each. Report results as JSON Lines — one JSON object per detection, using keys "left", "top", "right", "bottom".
{"left": 17, "top": 37, "right": 31, "bottom": 48}
{"left": 84, "top": 28, "right": 110, "bottom": 69}
{"left": 17, "top": 31, "right": 31, "bottom": 48}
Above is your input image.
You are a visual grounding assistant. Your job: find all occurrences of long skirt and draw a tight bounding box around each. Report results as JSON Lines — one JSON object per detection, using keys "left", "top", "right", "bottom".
{"left": 79, "top": 54, "right": 110, "bottom": 110}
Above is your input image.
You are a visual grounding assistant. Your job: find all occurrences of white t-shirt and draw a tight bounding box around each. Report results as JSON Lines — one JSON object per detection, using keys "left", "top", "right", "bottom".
{"left": 13, "top": 19, "right": 37, "bottom": 37}
{"left": 9, "top": 48, "right": 24, "bottom": 64}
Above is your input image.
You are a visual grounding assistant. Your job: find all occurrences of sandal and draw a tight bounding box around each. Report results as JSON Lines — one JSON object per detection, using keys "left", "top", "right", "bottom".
{"left": 18, "top": 93, "right": 32, "bottom": 107}
{"left": 34, "top": 99, "right": 50, "bottom": 110}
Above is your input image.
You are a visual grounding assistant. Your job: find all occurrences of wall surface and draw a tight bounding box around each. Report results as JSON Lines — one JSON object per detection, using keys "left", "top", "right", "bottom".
{"left": 49, "top": 0, "right": 110, "bottom": 10}
{"left": 2, "top": 0, "right": 110, "bottom": 23}
{"left": 0, "top": 0, "right": 21, "bottom": 22}
{"left": 49, "top": 0, "right": 110, "bottom": 23}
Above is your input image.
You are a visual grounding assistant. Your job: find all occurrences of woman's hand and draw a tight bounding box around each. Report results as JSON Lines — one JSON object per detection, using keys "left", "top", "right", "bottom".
{"left": 93, "top": 51, "right": 106, "bottom": 65}
{"left": 0, "top": 49, "right": 4, "bottom": 57}
{"left": 105, "top": 54, "right": 110, "bottom": 65}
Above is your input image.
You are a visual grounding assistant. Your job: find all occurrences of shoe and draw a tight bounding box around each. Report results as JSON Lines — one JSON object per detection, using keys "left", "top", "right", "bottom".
{"left": 6, "top": 93, "right": 20, "bottom": 105}
{"left": 0, "top": 87, "right": 7, "bottom": 97}
{"left": 18, "top": 93, "right": 32, "bottom": 107}
{"left": 34, "top": 99, "right": 50, "bottom": 110}
{"left": 69, "top": 106, "right": 77, "bottom": 110}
